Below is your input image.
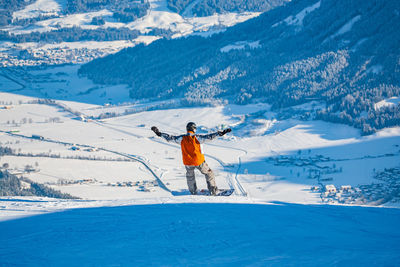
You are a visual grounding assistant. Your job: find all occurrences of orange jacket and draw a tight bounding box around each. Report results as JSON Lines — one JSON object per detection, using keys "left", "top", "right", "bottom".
{"left": 180, "top": 132, "right": 205, "bottom": 166}
{"left": 159, "top": 130, "right": 220, "bottom": 166}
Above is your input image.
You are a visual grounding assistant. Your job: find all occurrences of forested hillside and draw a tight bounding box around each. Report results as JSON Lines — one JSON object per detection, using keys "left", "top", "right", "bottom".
{"left": 0, "top": 27, "right": 140, "bottom": 43}
{"left": 167, "top": 0, "right": 290, "bottom": 16}
{"left": 0, "top": 0, "right": 150, "bottom": 26}
{"left": 66, "top": 0, "right": 150, "bottom": 22}
{"left": 80, "top": 0, "right": 400, "bottom": 134}
{"left": 0, "top": 0, "right": 34, "bottom": 25}
{"left": 0, "top": 169, "right": 76, "bottom": 199}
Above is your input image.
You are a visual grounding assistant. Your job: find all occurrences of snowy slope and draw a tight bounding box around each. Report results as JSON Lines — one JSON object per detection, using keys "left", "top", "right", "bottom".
{"left": 0, "top": 202, "right": 399, "bottom": 266}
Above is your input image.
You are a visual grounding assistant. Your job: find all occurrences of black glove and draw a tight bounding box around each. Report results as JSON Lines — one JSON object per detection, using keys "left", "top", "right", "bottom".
{"left": 218, "top": 128, "right": 232, "bottom": 136}
{"left": 151, "top": 126, "right": 161, "bottom": 137}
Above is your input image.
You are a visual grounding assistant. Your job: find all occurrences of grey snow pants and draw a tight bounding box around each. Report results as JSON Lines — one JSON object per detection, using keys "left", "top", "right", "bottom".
{"left": 185, "top": 161, "right": 217, "bottom": 195}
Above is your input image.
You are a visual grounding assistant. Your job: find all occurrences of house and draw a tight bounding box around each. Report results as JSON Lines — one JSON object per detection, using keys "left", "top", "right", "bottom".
{"left": 325, "top": 184, "right": 337, "bottom": 193}
{"left": 340, "top": 185, "right": 352, "bottom": 192}
{"left": 311, "top": 186, "right": 320, "bottom": 192}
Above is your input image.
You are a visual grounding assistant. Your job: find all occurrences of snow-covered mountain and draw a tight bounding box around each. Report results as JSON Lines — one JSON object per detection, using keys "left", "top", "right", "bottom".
{"left": 79, "top": 0, "right": 400, "bottom": 134}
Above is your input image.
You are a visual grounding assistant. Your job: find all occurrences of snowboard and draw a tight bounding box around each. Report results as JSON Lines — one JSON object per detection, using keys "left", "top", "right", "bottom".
{"left": 206, "top": 188, "right": 235, "bottom": 196}
{"left": 172, "top": 188, "right": 234, "bottom": 196}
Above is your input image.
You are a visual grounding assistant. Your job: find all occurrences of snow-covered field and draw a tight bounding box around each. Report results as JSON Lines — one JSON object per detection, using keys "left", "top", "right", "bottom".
{"left": 1, "top": 64, "right": 400, "bottom": 264}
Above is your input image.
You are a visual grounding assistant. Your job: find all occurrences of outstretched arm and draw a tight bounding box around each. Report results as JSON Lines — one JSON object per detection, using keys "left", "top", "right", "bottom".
{"left": 151, "top": 126, "right": 183, "bottom": 144}
{"left": 196, "top": 128, "right": 232, "bottom": 143}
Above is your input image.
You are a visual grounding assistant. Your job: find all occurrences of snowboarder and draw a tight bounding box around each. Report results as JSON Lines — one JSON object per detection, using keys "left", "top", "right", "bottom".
{"left": 151, "top": 122, "right": 231, "bottom": 196}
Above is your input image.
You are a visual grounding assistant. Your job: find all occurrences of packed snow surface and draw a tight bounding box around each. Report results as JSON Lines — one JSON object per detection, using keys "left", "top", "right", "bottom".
{"left": 1, "top": 202, "right": 399, "bottom": 266}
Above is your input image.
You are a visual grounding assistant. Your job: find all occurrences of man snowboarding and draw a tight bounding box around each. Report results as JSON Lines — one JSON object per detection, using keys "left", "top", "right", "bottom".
{"left": 151, "top": 122, "right": 231, "bottom": 196}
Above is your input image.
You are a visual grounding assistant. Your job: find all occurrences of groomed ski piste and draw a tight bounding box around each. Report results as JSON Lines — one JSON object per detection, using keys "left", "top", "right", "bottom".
{"left": 1, "top": 75, "right": 400, "bottom": 265}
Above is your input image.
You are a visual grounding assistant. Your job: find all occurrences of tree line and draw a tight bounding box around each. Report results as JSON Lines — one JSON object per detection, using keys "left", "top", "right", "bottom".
{"left": 0, "top": 26, "right": 140, "bottom": 43}
{"left": 167, "top": 0, "right": 290, "bottom": 16}
{"left": 66, "top": 0, "right": 149, "bottom": 22}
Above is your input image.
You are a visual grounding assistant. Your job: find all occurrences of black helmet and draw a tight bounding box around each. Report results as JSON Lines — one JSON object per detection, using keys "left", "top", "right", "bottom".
{"left": 186, "top": 122, "right": 197, "bottom": 132}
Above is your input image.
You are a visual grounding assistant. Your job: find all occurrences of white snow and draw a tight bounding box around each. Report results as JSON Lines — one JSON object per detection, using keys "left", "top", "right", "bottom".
{"left": 285, "top": 101, "right": 325, "bottom": 111}
{"left": 324, "top": 15, "right": 362, "bottom": 43}
{"left": 0, "top": 64, "right": 132, "bottom": 104}
{"left": 37, "top": 9, "right": 114, "bottom": 29}
{"left": 40, "top": 40, "right": 136, "bottom": 50}
{"left": 9, "top": 9, "right": 115, "bottom": 35}
{"left": 129, "top": 2, "right": 260, "bottom": 37}
{"left": 334, "top": 15, "right": 361, "bottom": 37}
{"left": 0, "top": 200, "right": 399, "bottom": 266}
{"left": 220, "top": 40, "right": 261, "bottom": 53}
{"left": 375, "top": 96, "right": 400, "bottom": 110}
{"left": 12, "top": 0, "right": 66, "bottom": 20}
{"left": 283, "top": 1, "right": 321, "bottom": 27}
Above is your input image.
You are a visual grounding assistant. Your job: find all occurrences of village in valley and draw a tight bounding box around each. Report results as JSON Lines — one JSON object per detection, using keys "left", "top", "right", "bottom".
{"left": 0, "top": 44, "right": 134, "bottom": 67}
{"left": 267, "top": 152, "right": 400, "bottom": 206}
